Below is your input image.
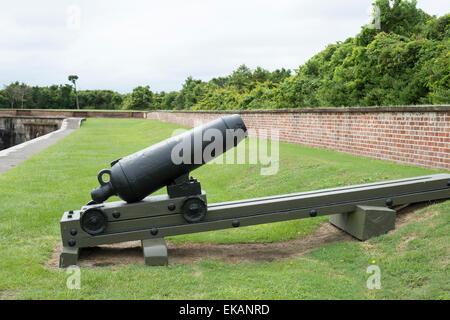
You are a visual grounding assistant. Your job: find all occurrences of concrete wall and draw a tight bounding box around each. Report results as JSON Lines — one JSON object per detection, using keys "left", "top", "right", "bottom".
{"left": 0, "top": 116, "right": 64, "bottom": 150}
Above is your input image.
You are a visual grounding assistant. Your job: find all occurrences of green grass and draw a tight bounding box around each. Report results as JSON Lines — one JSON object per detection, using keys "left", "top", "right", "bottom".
{"left": 0, "top": 118, "right": 448, "bottom": 299}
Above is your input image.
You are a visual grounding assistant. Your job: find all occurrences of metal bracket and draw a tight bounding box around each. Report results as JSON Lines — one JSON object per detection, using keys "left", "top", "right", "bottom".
{"left": 167, "top": 173, "right": 202, "bottom": 198}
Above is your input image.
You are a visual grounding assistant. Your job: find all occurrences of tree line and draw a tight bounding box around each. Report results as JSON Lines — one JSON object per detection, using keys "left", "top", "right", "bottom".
{"left": 1, "top": 0, "right": 448, "bottom": 111}
{"left": 0, "top": 82, "right": 123, "bottom": 110}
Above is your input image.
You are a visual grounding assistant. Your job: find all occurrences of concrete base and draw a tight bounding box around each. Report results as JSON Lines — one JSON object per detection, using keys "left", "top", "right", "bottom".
{"left": 59, "top": 246, "right": 79, "bottom": 268}
{"left": 329, "top": 205, "right": 396, "bottom": 240}
{"left": 142, "top": 238, "right": 168, "bottom": 266}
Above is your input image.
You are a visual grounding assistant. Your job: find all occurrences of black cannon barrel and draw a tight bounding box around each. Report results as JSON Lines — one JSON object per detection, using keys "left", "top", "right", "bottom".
{"left": 91, "top": 114, "right": 247, "bottom": 203}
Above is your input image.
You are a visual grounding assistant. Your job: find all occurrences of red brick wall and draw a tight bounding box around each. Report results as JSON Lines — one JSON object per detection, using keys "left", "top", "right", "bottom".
{"left": 1, "top": 107, "right": 448, "bottom": 170}
{"left": 145, "top": 107, "right": 450, "bottom": 170}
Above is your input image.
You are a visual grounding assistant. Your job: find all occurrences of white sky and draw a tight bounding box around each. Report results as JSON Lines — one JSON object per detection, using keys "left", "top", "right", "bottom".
{"left": 1, "top": 0, "right": 448, "bottom": 93}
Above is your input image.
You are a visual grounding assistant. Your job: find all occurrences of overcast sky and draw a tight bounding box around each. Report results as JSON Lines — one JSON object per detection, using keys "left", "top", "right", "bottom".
{"left": 1, "top": 0, "right": 448, "bottom": 93}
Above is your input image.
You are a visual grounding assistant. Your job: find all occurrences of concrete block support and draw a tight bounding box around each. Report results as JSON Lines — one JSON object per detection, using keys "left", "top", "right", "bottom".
{"left": 59, "top": 246, "right": 79, "bottom": 268}
{"left": 329, "top": 205, "right": 396, "bottom": 240}
{"left": 142, "top": 238, "right": 168, "bottom": 266}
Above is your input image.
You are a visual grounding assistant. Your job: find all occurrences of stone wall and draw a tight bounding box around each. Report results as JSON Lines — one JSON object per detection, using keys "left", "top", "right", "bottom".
{"left": 0, "top": 116, "right": 64, "bottom": 150}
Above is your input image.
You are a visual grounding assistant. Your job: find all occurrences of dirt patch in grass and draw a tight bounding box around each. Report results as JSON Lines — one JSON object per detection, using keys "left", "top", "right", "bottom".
{"left": 47, "top": 222, "right": 354, "bottom": 268}
{"left": 392, "top": 201, "right": 441, "bottom": 230}
{"left": 47, "top": 201, "right": 442, "bottom": 268}
{"left": 244, "top": 183, "right": 256, "bottom": 190}
{"left": 397, "top": 233, "right": 421, "bottom": 253}
{"left": 0, "top": 290, "right": 19, "bottom": 299}
{"left": 361, "top": 242, "right": 380, "bottom": 256}
{"left": 166, "top": 222, "right": 355, "bottom": 264}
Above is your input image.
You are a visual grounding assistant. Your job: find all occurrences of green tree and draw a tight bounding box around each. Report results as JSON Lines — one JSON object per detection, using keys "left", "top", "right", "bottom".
{"left": 229, "top": 64, "right": 253, "bottom": 92}
{"left": 375, "top": 0, "right": 430, "bottom": 37}
{"left": 176, "top": 77, "right": 205, "bottom": 108}
{"left": 0, "top": 91, "right": 9, "bottom": 108}
{"left": 122, "top": 86, "right": 153, "bottom": 110}
{"left": 68, "top": 75, "right": 80, "bottom": 109}
{"left": 3, "top": 82, "right": 22, "bottom": 108}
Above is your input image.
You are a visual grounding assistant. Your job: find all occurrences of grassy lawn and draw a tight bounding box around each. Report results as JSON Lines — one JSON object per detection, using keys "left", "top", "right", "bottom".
{"left": 0, "top": 118, "right": 448, "bottom": 299}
